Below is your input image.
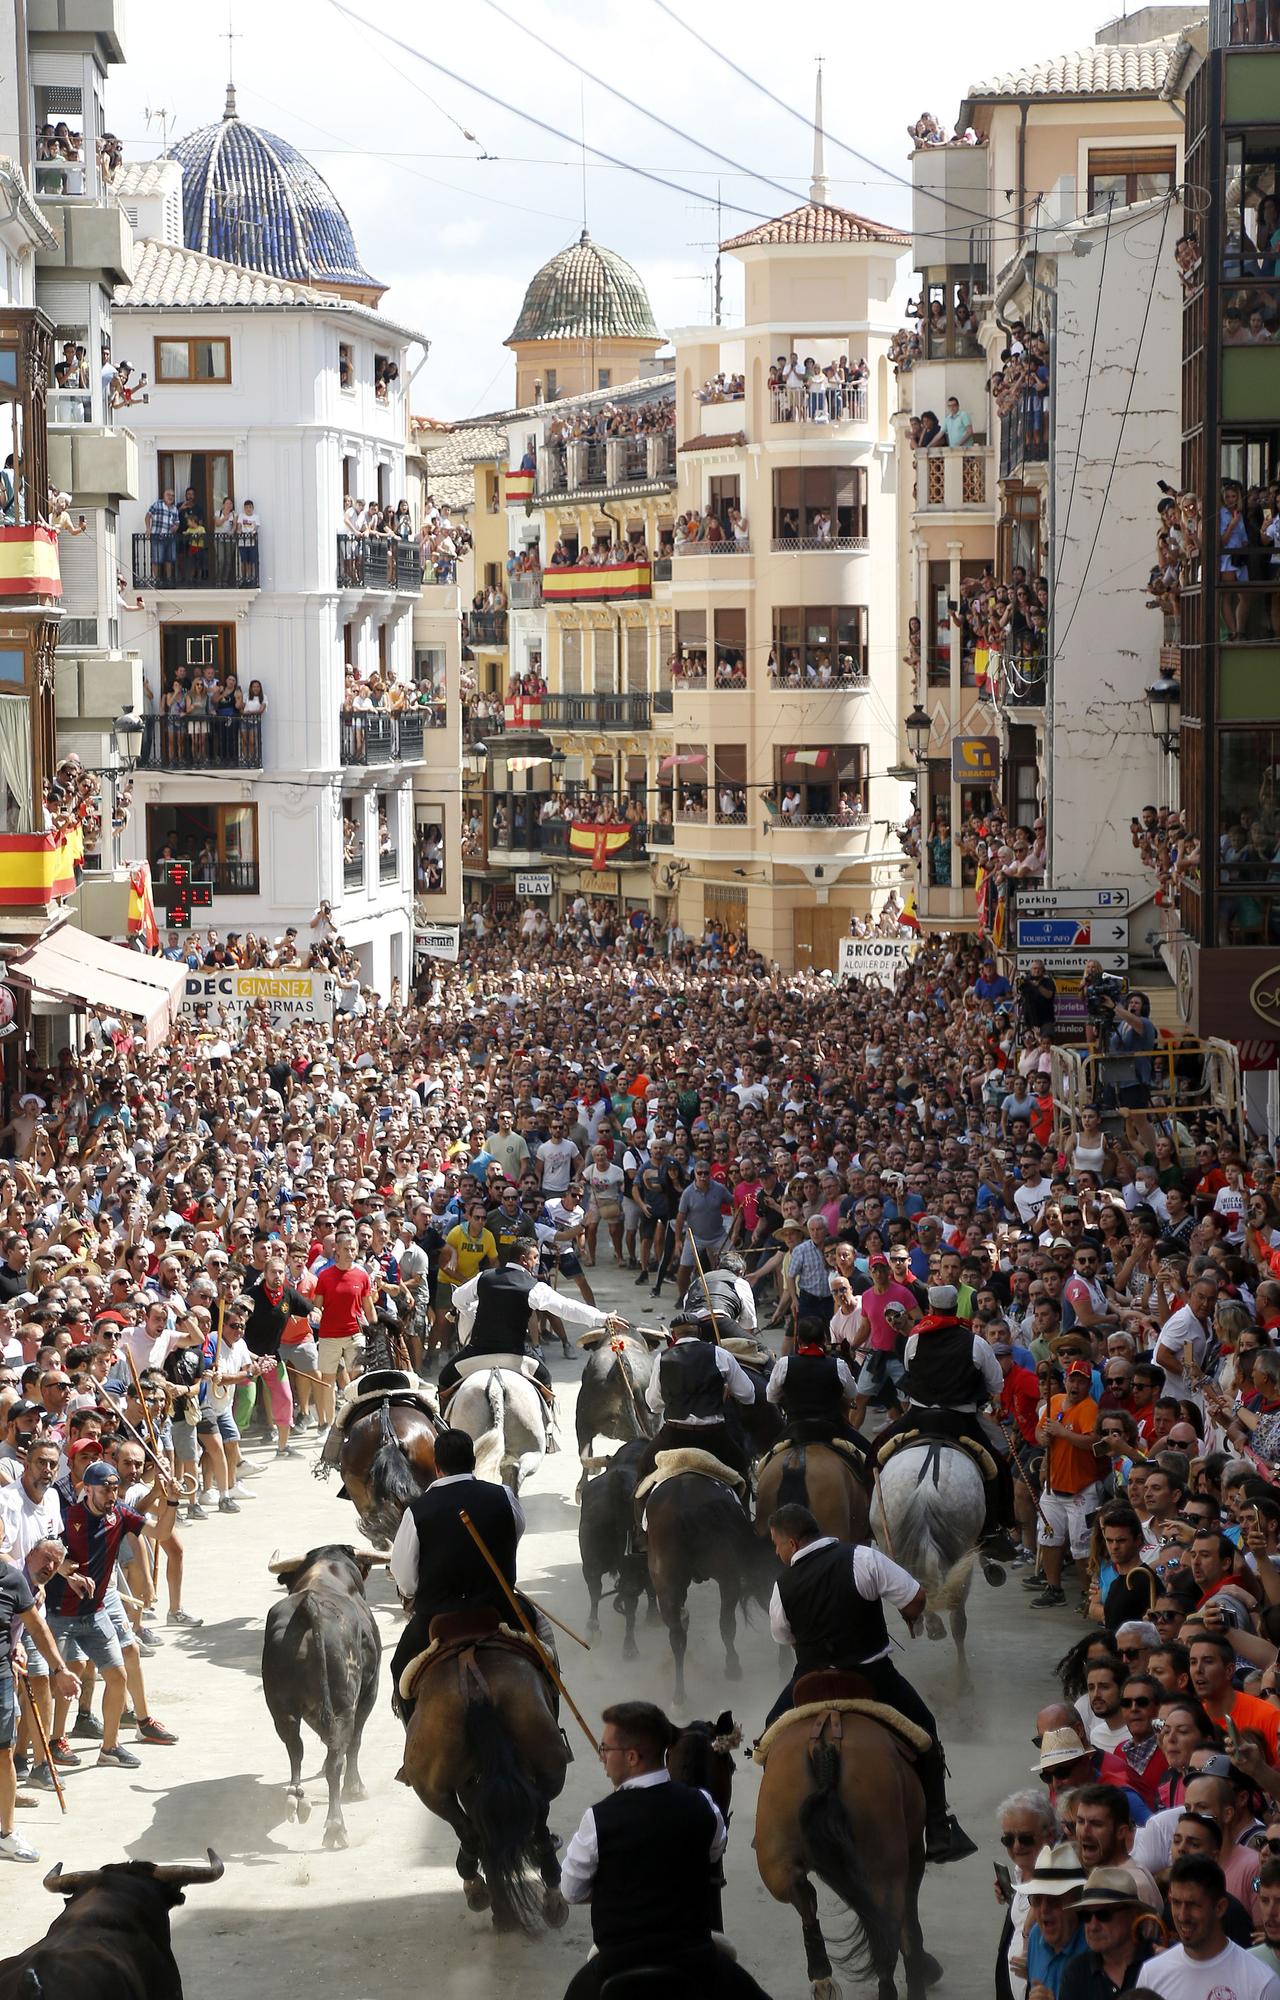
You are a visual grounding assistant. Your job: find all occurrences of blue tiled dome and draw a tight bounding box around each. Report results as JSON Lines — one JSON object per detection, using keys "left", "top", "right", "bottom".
{"left": 166, "top": 87, "right": 383, "bottom": 296}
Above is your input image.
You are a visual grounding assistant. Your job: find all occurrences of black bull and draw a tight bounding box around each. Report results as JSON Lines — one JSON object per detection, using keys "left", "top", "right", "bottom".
{"left": 0, "top": 1850, "right": 223, "bottom": 1999}
{"left": 262, "top": 1543, "right": 382, "bottom": 1850}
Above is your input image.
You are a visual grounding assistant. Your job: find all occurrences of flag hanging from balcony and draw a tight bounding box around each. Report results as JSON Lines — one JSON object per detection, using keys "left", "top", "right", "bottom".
{"left": 0, "top": 526, "right": 60, "bottom": 599}
{"left": 126, "top": 863, "right": 160, "bottom": 951}
{"left": 0, "top": 831, "right": 76, "bottom": 907}
{"left": 504, "top": 470, "right": 535, "bottom": 504}
{"left": 543, "top": 561, "right": 652, "bottom": 603}
{"left": 659, "top": 752, "right": 706, "bottom": 772}
{"left": 569, "top": 822, "right": 631, "bottom": 871}
{"left": 898, "top": 887, "right": 920, "bottom": 934}
{"left": 789, "top": 749, "right": 832, "bottom": 768}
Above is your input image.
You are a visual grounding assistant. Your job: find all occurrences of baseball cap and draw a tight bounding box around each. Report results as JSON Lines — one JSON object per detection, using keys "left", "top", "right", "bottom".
{"left": 869, "top": 1254, "right": 889, "bottom": 1269}
{"left": 81, "top": 1460, "right": 118, "bottom": 1487}
{"left": 1067, "top": 1360, "right": 1092, "bottom": 1378}
{"left": 7, "top": 1399, "right": 42, "bottom": 1422}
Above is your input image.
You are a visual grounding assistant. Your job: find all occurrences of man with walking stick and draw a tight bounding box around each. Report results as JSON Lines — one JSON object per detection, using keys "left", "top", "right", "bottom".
{"left": 0, "top": 1535, "right": 79, "bottom": 1861}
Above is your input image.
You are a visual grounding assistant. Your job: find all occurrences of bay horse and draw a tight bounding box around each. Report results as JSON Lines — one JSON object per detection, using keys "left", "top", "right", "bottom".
{"left": 755, "top": 1708, "right": 937, "bottom": 2000}
{"left": 754, "top": 1439, "right": 872, "bottom": 1546}
{"left": 641, "top": 1473, "right": 777, "bottom": 1706}
{"left": 338, "top": 1401, "right": 438, "bottom": 1550}
{"left": 871, "top": 1439, "right": 987, "bottom": 1672}
{"left": 667, "top": 1711, "right": 741, "bottom": 1930}
{"left": 398, "top": 1626, "right": 568, "bottom": 1933}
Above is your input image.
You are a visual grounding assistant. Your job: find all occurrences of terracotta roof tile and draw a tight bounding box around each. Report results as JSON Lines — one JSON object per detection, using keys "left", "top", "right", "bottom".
{"left": 967, "top": 33, "right": 1189, "bottom": 100}
{"left": 678, "top": 432, "right": 747, "bottom": 452}
{"left": 721, "top": 202, "right": 909, "bottom": 251}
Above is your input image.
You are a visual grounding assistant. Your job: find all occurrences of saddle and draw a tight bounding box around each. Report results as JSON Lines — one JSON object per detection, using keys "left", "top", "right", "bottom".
{"left": 720, "top": 1335, "right": 774, "bottom": 1370}
{"left": 753, "top": 1696, "right": 931, "bottom": 1767}
{"left": 759, "top": 1428, "right": 871, "bottom": 1475}
{"left": 634, "top": 1447, "right": 746, "bottom": 1504}
{"left": 397, "top": 1606, "right": 553, "bottom": 1702}
{"left": 441, "top": 1356, "right": 556, "bottom": 1412}
{"left": 334, "top": 1372, "right": 438, "bottom": 1437}
{"left": 875, "top": 1426, "right": 997, "bottom": 1483}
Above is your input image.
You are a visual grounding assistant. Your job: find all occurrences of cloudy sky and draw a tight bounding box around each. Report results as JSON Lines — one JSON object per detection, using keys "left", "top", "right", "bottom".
{"left": 109, "top": 0, "right": 1113, "bottom": 418}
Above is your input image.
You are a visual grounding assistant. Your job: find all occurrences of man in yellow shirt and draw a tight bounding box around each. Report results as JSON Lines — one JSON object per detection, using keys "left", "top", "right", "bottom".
{"left": 438, "top": 1198, "right": 498, "bottom": 1312}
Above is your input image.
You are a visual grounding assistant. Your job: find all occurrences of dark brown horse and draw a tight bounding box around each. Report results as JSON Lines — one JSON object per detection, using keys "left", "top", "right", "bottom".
{"left": 338, "top": 1401, "right": 438, "bottom": 1550}
{"left": 398, "top": 1633, "right": 569, "bottom": 1933}
{"left": 754, "top": 1441, "right": 872, "bottom": 1546}
{"left": 642, "top": 1474, "right": 778, "bottom": 1705}
{"left": 667, "top": 1711, "right": 741, "bottom": 1930}
{"left": 755, "top": 1710, "right": 938, "bottom": 2000}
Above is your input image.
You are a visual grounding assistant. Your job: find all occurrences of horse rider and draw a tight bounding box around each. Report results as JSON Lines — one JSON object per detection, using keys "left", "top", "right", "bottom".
{"left": 636, "top": 1311, "right": 758, "bottom": 1490}
{"left": 765, "top": 1501, "right": 977, "bottom": 1866}
{"left": 683, "top": 1249, "right": 757, "bottom": 1332}
{"left": 874, "top": 1282, "right": 1017, "bottom": 1559}
{"left": 388, "top": 1427, "right": 556, "bottom": 1723}
{"left": 561, "top": 1698, "right": 771, "bottom": 2000}
{"left": 440, "top": 1236, "right": 621, "bottom": 1437}
{"left": 764, "top": 1314, "right": 874, "bottom": 1475}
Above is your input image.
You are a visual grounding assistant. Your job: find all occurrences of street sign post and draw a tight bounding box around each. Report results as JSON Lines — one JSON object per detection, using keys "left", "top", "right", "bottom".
{"left": 1015, "top": 950, "right": 1128, "bottom": 975}
{"left": 1014, "top": 888, "right": 1131, "bottom": 914}
{"left": 1015, "top": 918, "right": 1129, "bottom": 950}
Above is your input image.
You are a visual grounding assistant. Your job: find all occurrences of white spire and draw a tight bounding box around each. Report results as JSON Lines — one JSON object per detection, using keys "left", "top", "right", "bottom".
{"left": 809, "top": 59, "right": 829, "bottom": 205}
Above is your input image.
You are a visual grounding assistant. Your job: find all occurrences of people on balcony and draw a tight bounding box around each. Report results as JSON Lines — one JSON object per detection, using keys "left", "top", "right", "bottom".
{"left": 544, "top": 396, "right": 674, "bottom": 446}
{"left": 769, "top": 353, "right": 869, "bottom": 422}
{"left": 941, "top": 398, "right": 975, "bottom": 448}
{"left": 696, "top": 372, "right": 745, "bottom": 404}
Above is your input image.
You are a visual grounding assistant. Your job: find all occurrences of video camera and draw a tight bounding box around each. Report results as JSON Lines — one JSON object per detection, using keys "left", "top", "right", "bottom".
{"left": 1082, "top": 968, "right": 1125, "bottom": 1021}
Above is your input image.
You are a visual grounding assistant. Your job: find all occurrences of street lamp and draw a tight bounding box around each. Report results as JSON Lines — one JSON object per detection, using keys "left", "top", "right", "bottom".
{"left": 1145, "top": 675, "right": 1181, "bottom": 756}
{"left": 905, "top": 703, "right": 930, "bottom": 765}
{"left": 467, "top": 741, "right": 489, "bottom": 777}
{"left": 111, "top": 707, "right": 145, "bottom": 773}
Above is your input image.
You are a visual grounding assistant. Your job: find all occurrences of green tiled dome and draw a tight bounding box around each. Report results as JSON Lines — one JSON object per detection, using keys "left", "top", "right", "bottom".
{"left": 506, "top": 229, "right": 660, "bottom": 345}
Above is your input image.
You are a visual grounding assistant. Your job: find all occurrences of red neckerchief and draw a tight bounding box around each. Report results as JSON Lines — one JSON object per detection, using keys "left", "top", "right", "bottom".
{"left": 262, "top": 1280, "right": 283, "bottom": 1307}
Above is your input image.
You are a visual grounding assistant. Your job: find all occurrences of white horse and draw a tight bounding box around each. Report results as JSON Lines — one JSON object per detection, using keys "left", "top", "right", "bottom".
{"left": 449, "top": 1368, "right": 547, "bottom": 1491}
{"left": 871, "top": 1441, "right": 987, "bottom": 1675}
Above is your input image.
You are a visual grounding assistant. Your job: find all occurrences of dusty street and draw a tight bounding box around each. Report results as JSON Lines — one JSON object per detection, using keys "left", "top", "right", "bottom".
{"left": 3, "top": 1263, "right": 1076, "bottom": 1997}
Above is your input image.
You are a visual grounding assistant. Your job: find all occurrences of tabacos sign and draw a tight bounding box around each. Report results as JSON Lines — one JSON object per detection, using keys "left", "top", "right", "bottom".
{"left": 951, "top": 736, "right": 1000, "bottom": 782}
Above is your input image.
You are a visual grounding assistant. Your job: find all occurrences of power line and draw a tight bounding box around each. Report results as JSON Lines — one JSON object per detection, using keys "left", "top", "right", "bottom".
{"left": 319, "top": 0, "right": 774, "bottom": 223}
{"left": 647, "top": 0, "right": 998, "bottom": 229}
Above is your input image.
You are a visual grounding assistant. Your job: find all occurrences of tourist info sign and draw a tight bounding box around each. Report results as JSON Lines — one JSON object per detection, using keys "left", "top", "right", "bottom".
{"left": 1015, "top": 918, "right": 1129, "bottom": 950}
{"left": 1014, "top": 888, "right": 1130, "bottom": 913}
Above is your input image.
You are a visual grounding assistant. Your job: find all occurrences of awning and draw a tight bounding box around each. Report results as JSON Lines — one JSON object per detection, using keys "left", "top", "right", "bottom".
{"left": 8, "top": 928, "right": 185, "bottom": 1054}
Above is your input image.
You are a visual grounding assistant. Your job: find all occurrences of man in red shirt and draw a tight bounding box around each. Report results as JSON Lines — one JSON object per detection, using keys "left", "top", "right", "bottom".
{"left": 996, "top": 1344, "right": 1040, "bottom": 1446}
{"left": 312, "top": 1233, "right": 375, "bottom": 1434}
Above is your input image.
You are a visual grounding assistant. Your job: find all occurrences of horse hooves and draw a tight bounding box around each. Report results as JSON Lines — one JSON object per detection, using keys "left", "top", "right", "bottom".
{"left": 980, "top": 1558, "right": 1008, "bottom": 1587}
{"left": 322, "top": 1821, "right": 348, "bottom": 1850}
{"left": 342, "top": 1778, "right": 368, "bottom": 1802}
{"left": 622, "top": 1639, "right": 638, "bottom": 1661}
{"left": 295, "top": 1797, "right": 312, "bottom": 1823}
{"left": 543, "top": 1887, "right": 569, "bottom": 1929}
{"left": 812, "top": 1980, "right": 843, "bottom": 2000}
{"left": 463, "top": 1876, "right": 490, "bottom": 1913}
{"left": 645, "top": 1602, "right": 661, "bottom": 1625}
{"left": 924, "top": 1612, "right": 945, "bottom": 1641}
{"left": 586, "top": 1617, "right": 600, "bottom": 1636}
{"left": 724, "top": 1659, "right": 743, "bottom": 1683}
{"left": 920, "top": 1951, "right": 944, "bottom": 1986}
{"left": 492, "top": 1906, "right": 522, "bottom": 1934}
{"left": 285, "top": 1792, "right": 298, "bottom": 1823}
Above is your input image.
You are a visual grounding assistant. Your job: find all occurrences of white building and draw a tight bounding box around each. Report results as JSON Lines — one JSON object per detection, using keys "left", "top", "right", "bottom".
{"left": 112, "top": 96, "right": 431, "bottom": 992}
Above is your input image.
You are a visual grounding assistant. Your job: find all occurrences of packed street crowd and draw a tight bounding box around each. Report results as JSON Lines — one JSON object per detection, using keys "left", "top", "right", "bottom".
{"left": 6, "top": 893, "right": 1280, "bottom": 1995}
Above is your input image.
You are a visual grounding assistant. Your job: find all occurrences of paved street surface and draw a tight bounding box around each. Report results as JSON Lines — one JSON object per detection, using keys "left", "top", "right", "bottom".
{"left": 3, "top": 1260, "right": 1072, "bottom": 1996}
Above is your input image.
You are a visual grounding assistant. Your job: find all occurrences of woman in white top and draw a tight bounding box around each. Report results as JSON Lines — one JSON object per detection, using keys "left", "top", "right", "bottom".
{"left": 1063, "top": 1105, "right": 1111, "bottom": 1178}
{"left": 582, "top": 1144, "right": 626, "bottom": 1267}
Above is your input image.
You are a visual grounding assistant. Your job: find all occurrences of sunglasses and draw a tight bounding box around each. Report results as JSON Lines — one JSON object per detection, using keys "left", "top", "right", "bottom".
{"left": 1117, "top": 1648, "right": 1144, "bottom": 1661}
{"left": 1082, "top": 1909, "right": 1129, "bottom": 1923}
{"left": 1000, "top": 1832, "right": 1039, "bottom": 1849}
{"left": 1264, "top": 1838, "right": 1280, "bottom": 1855}
{"left": 1152, "top": 1609, "right": 1181, "bottom": 1622}
{"left": 1122, "top": 1695, "right": 1155, "bottom": 1708}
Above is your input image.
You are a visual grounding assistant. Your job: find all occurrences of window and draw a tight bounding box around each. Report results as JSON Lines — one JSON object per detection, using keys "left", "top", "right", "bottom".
{"left": 713, "top": 608, "right": 746, "bottom": 688}
{"left": 917, "top": 268, "right": 984, "bottom": 359}
{"left": 343, "top": 621, "right": 355, "bottom": 669}
{"left": 157, "top": 450, "right": 234, "bottom": 534}
{"left": 675, "top": 745, "right": 707, "bottom": 818}
{"left": 773, "top": 744, "right": 868, "bottom": 822}
{"left": 773, "top": 467, "right": 867, "bottom": 544}
{"left": 1086, "top": 149, "right": 1176, "bottom": 214}
{"left": 160, "top": 624, "right": 236, "bottom": 697}
{"left": 338, "top": 342, "right": 354, "bottom": 392}
{"left": 597, "top": 369, "right": 611, "bottom": 390}
{"left": 416, "top": 809, "right": 446, "bottom": 895}
{"left": 545, "top": 369, "right": 557, "bottom": 401}
{"left": 374, "top": 354, "right": 398, "bottom": 403}
{"left": 772, "top": 606, "right": 868, "bottom": 683}
{"left": 146, "top": 802, "right": 259, "bottom": 895}
{"left": 714, "top": 744, "right": 747, "bottom": 822}
{"left": 154, "top": 337, "right": 231, "bottom": 384}
{"left": 675, "top": 610, "right": 708, "bottom": 684}
{"left": 925, "top": 759, "right": 952, "bottom": 886}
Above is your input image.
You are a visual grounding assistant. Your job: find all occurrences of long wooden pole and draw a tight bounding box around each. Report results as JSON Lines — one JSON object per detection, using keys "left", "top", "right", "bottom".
{"left": 15, "top": 1666, "right": 65, "bottom": 1812}
{"left": 994, "top": 1412, "right": 1052, "bottom": 1532}
{"left": 459, "top": 1510, "right": 599, "bottom": 1758}
{"left": 611, "top": 1337, "right": 651, "bottom": 1443}
{"left": 524, "top": 1599, "right": 591, "bottom": 1651}
{"left": 687, "top": 1236, "right": 723, "bottom": 1345}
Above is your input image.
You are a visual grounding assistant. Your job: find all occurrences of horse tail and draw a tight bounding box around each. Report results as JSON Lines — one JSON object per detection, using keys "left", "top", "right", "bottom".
{"left": 777, "top": 1444, "right": 808, "bottom": 1510}
{"left": 367, "top": 1405, "right": 422, "bottom": 1519}
{"left": 460, "top": 1692, "right": 546, "bottom": 1933}
{"left": 799, "top": 1740, "right": 899, "bottom": 1982}
{"left": 473, "top": 1373, "right": 505, "bottom": 1481}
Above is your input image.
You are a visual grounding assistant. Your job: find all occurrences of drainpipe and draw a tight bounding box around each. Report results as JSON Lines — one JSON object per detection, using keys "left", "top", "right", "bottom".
{"left": 1016, "top": 100, "right": 1029, "bottom": 245}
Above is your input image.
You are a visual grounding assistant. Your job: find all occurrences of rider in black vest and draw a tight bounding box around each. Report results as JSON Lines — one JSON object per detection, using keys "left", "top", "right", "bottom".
{"left": 387, "top": 1428, "right": 554, "bottom": 1721}
{"left": 683, "top": 1264, "right": 752, "bottom": 1332}
{"left": 765, "top": 1503, "right": 977, "bottom": 1866}
{"left": 765, "top": 1315, "right": 873, "bottom": 1470}
{"left": 633, "top": 1317, "right": 757, "bottom": 1492}
{"left": 561, "top": 1699, "right": 771, "bottom": 2000}
{"left": 874, "top": 1284, "right": 1016, "bottom": 1557}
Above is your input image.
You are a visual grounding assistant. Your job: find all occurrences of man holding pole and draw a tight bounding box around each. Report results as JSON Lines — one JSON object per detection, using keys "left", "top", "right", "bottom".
{"left": 387, "top": 1429, "right": 556, "bottom": 1723}
{"left": 0, "top": 1539, "right": 80, "bottom": 1861}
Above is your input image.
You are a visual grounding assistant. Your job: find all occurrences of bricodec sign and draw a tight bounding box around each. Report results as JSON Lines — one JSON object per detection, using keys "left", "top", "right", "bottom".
{"left": 181, "top": 970, "right": 335, "bottom": 1028}
{"left": 837, "top": 938, "right": 915, "bottom": 986}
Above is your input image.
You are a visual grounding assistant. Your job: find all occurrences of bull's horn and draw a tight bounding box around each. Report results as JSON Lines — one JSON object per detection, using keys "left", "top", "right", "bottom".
{"left": 355, "top": 1551, "right": 390, "bottom": 1566}
{"left": 149, "top": 1849, "right": 225, "bottom": 1886}
{"left": 43, "top": 1861, "right": 100, "bottom": 1895}
{"left": 266, "top": 1554, "right": 303, "bottom": 1575}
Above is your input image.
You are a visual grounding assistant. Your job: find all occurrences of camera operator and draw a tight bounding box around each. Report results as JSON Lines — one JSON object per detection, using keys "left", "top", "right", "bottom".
{"left": 1088, "top": 963, "right": 1156, "bottom": 1109}
{"left": 1018, "top": 957, "right": 1057, "bottom": 1034}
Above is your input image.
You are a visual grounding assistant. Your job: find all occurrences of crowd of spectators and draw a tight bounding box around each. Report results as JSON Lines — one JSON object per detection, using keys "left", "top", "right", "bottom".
{"left": 339, "top": 495, "right": 471, "bottom": 584}
{"left": 768, "top": 354, "right": 869, "bottom": 422}
{"left": 673, "top": 509, "right": 748, "bottom": 550}
{"left": 1131, "top": 805, "right": 1198, "bottom": 917}
{"left": 35, "top": 123, "right": 123, "bottom": 191}
{"left": 154, "top": 666, "right": 265, "bottom": 769}
{"left": 695, "top": 373, "right": 745, "bottom": 404}
{"left": 906, "top": 111, "right": 986, "bottom": 146}
{"left": 1219, "top": 477, "right": 1280, "bottom": 642}
{"left": 1146, "top": 482, "right": 1201, "bottom": 639}
{"left": 544, "top": 397, "right": 674, "bottom": 446}
{"left": 991, "top": 325, "right": 1050, "bottom": 451}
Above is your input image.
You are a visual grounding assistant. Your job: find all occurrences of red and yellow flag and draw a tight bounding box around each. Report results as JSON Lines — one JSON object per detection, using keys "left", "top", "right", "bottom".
{"left": 127, "top": 863, "right": 160, "bottom": 950}
{"left": 898, "top": 886, "right": 921, "bottom": 934}
{"left": 569, "top": 822, "right": 632, "bottom": 871}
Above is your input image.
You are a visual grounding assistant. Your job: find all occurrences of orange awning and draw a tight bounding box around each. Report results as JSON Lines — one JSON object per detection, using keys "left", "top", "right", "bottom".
{"left": 9, "top": 928, "right": 184, "bottom": 1053}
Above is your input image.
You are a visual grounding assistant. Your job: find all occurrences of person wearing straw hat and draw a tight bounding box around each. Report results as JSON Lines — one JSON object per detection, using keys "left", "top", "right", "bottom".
{"left": 1021, "top": 1841, "right": 1088, "bottom": 1996}
{"left": 1058, "top": 1868, "right": 1153, "bottom": 2000}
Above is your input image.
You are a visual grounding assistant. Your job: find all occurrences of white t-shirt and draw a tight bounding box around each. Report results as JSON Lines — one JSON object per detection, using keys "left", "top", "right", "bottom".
{"left": 0, "top": 1479, "right": 62, "bottom": 1562}
{"left": 1214, "top": 1184, "right": 1248, "bottom": 1243}
{"left": 1014, "top": 1177, "right": 1051, "bottom": 1225}
{"left": 583, "top": 1162, "right": 625, "bottom": 1210}
{"left": 1140, "top": 1939, "right": 1280, "bottom": 2000}
{"left": 535, "top": 1137, "right": 580, "bottom": 1193}
{"left": 1154, "top": 1305, "right": 1211, "bottom": 1407}
{"left": 204, "top": 1336, "right": 251, "bottom": 1415}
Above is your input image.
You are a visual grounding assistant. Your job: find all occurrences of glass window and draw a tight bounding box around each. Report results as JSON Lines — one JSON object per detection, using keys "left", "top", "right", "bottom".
{"left": 772, "top": 467, "right": 867, "bottom": 543}
{"left": 145, "top": 802, "right": 259, "bottom": 894}
{"left": 154, "top": 337, "right": 231, "bottom": 383}
{"left": 773, "top": 744, "right": 868, "bottom": 820}
{"left": 771, "top": 606, "right": 868, "bottom": 682}
{"left": 1086, "top": 150, "right": 1176, "bottom": 213}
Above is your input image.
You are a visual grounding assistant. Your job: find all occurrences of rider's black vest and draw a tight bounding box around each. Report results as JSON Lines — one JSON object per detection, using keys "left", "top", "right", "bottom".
{"left": 408, "top": 1477, "right": 517, "bottom": 1613}
{"left": 781, "top": 1353, "right": 843, "bottom": 1423}
{"left": 658, "top": 1339, "right": 724, "bottom": 1422}
{"left": 682, "top": 1268, "right": 743, "bottom": 1326}
{"left": 776, "top": 1539, "right": 890, "bottom": 1675}
{"left": 905, "top": 1319, "right": 984, "bottom": 1407}
{"left": 470, "top": 1264, "right": 538, "bottom": 1354}
{"left": 590, "top": 1780, "right": 717, "bottom": 1958}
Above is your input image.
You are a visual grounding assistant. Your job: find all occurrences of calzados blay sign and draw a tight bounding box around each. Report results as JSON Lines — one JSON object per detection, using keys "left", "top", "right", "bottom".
{"left": 181, "top": 970, "right": 335, "bottom": 1027}
{"left": 836, "top": 937, "right": 916, "bottom": 987}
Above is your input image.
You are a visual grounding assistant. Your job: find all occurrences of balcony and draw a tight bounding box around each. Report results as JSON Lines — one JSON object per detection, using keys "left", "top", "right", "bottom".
{"left": 142, "top": 715, "right": 263, "bottom": 771}
{"left": 914, "top": 446, "right": 991, "bottom": 512}
{"left": 339, "top": 712, "right": 428, "bottom": 765}
{"left": 379, "top": 848, "right": 400, "bottom": 883}
{"left": 0, "top": 525, "right": 61, "bottom": 604}
{"left": 205, "top": 860, "right": 261, "bottom": 895}
{"left": 769, "top": 536, "right": 868, "bottom": 554}
{"left": 344, "top": 854, "right": 365, "bottom": 891}
{"left": 542, "top": 560, "right": 652, "bottom": 605}
{"left": 674, "top": 539, "right": 751, "bottom": 558}
{"left": 335, "top": 534, "right": 423, "bottom": 593}
{"left": 770, "top": 384, "right": 867, "bottom": 427}
{"left": 993, "top": 642, "right": 1047, "bottom": 708}
{"left": 468, "top": 610, "right": 508, "bottom": 646}
{"left": 541, "top": 693, "right": 652, "bottom": 731}
{"left": 133, "top": 532, "right": 259, "bottom": 592}
{"left": 493, "top": 816, "right": 650, "bottom": 863}
{"left": 510, "top": 573, "right": 543, "bottom": 609}
{"left": 0, "top": 831, "right": 76, "bottom": 911}
{"left": 769, "top": 664, "right": 869, "bottom": 692}
{"left": 999, "top": 392, "right": 1048, "bottom": 479}
{"left": 767, "top": 810, "right": 871, "bottom": 830}
{"left": 649, "top": 821, "right": 674, "bottom": 845}
{"left": 536, "top": 429, "right": 676, "bottom": 501}
{"left": 48, "top": 424, "right": 138, "bottom": 504}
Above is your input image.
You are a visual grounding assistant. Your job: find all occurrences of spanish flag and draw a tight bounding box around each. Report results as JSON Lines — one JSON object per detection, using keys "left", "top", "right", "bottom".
{"left": 898, "top": 886, "right": 920, "bottom": 933}
{"left": 127, "top": 863, "right": 160, "bottom": 950}
{"left": 569, "top": 822, "right": 632, "bottom": 871}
